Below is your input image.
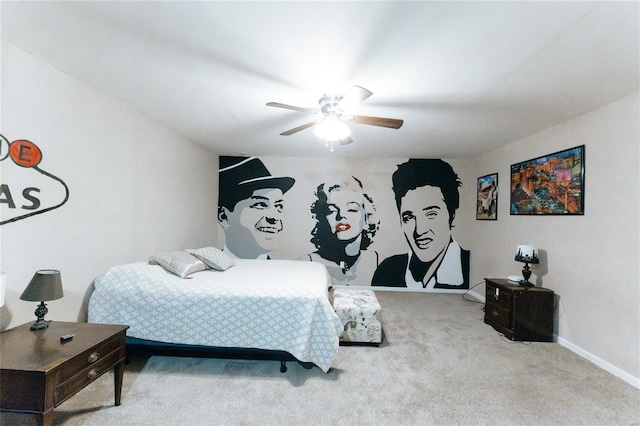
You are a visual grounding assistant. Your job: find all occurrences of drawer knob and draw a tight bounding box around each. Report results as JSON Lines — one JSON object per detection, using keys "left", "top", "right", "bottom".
{"left": 87, "top": 351, "right": 100, "bottom": 363}
{"left": 87, "top": 368, "right": 100, "bottom": 380}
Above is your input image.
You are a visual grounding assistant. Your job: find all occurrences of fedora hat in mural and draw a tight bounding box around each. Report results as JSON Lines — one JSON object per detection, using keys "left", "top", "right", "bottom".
{"left": 219, "top": 156, "right": 295, "bottom": 209}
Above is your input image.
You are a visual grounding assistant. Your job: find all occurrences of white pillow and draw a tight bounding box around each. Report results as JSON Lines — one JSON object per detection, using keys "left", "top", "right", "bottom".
{"left": 186, "top": 247, "right": 235, "bottom": 271}
{"left": 149, "top": 250, "right": 206, "bottom": 278}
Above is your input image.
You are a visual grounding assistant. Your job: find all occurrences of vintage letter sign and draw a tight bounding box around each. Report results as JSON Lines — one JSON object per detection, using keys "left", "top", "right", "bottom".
{"left": 0, "top": 134, "right": 70, "bottom": 225}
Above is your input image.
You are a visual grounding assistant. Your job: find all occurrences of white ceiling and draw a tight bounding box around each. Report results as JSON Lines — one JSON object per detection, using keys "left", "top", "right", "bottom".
{"left": 2, "top": 1, "right": 638, "bottom": 158}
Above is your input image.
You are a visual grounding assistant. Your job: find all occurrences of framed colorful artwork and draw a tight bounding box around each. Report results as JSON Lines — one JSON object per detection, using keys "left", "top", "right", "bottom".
{"left": 476, "top": 173, "right": 498, "bottom": 220}
{"left": 510, "top": 145, "right": 585, "bottom": 215}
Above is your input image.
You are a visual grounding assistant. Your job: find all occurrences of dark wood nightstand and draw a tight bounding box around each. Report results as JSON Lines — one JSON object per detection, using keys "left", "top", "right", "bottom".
{"left": 484, "top": 278, "right": 555, "bottom": 342}
{"left": 0, "top": 321, "right": 128, "bottom": 426}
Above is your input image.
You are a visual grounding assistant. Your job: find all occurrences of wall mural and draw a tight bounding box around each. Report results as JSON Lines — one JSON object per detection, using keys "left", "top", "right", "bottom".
{"left": 218, "top": 156, "right": 470, "bottom": 292}
{"left": 0, "top": 134, "right": 69, "bottom": 225}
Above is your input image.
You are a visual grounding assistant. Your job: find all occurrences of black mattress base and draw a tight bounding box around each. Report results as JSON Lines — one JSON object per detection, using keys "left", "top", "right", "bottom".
{"left": 125, "top": 337, "right": 315, "bottom": 373}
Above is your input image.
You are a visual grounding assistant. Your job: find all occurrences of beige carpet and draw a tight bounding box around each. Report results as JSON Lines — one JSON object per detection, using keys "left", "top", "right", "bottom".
{"left": 3, "top": 291, "right": 638, "bottom": 425}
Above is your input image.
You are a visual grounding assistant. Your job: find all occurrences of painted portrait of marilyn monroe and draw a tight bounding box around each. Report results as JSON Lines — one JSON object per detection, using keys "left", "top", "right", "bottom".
{"left": 300, "top": 176, "right": 380, "bottom": 286}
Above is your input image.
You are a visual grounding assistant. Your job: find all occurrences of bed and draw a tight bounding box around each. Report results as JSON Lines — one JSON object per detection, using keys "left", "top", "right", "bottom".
{"left": 87, "top": 251, "right": 343, "bottom": 373}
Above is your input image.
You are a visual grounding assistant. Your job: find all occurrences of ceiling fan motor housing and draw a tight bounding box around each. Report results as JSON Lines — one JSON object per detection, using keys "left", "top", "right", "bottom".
{"left": 319, "top": 95, "right": 345, "bottom": 117}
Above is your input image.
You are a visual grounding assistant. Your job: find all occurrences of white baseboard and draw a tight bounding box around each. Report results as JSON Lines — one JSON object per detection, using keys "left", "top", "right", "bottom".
{"left": 467, "top": 289, "right": 484, "bottom": 302}
{"left": 558, "top": 337, "right": 640, "bottom": 389}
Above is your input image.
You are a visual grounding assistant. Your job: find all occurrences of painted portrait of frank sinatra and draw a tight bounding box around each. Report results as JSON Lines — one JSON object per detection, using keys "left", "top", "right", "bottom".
{"left": 218, "top": 156, "right": 295, "bottom": 259}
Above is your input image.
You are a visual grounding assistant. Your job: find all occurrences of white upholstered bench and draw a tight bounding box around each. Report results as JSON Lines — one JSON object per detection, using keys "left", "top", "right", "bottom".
{"left": 332, "top": 288, "right": 382, "bottom": 345}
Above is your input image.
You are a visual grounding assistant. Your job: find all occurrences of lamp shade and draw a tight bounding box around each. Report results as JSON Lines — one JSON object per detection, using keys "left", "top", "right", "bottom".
{"left": 20, "top": 270, "right": 64, "bottom": 302}
{"left": 514, "top": 245, "right": 539, "bottom": 264}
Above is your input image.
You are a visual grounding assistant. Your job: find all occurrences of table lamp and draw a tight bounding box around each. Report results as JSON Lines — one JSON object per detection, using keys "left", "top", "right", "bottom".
{"left": 20, "top": 269, "right": 64, "bottom": 330}
{"left": 514, "top": 245, "right": 539, "bottom": 287}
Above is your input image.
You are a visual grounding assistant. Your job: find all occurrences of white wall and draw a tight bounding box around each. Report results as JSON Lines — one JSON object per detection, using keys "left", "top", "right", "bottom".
{"left": 467, "top": 93, "right": 640, "bottom": 386}
{"left": 0, "top": 41, "right": 219, "bottom": 330}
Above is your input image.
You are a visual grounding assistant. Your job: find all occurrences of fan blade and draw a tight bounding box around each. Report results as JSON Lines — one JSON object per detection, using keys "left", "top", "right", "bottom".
{"left": 353, "top": 115, "right": 403, "bottom": 129}
{"left": 266, "top": 102, "right": 317, "bottom": 115}
{"left": 339, "top": 86, "right": 372, "bottom": 110}
{"left": 280, "top": 120, "right": 318, "bottom": 136}
{"left": 339, "top": 136, "right": 354, "bottom": 145}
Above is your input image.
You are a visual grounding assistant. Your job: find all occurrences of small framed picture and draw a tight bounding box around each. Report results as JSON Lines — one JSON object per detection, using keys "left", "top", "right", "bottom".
{"left": 477, "top": 173, "right": 498, "bottom": 220}
{"left": 510, "top": 145, "right": 585, "bottom": 215}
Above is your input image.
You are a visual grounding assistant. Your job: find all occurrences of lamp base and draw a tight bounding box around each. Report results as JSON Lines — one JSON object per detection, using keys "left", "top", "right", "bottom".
{"left": 521, "top": 263, "right": 533, "bottom": 286}
{"left": 30, "top": 318, "right": 51, "bottom": 330}
{"left": 30, "top": 301, "right": 50, "bottom": 331}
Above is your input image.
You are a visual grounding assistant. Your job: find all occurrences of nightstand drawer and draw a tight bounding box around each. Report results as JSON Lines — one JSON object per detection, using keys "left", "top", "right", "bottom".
{"left": 54, "top": 346, "right": 122, "bottom": 406}
{"left": 485, "top": 303, "right": 510, "bottom": 328}
{"left": 57, "top": 334, "right": 123, "bottom": 384}
{"left": 485, "top": 281, "right": 512, "bottom": 310}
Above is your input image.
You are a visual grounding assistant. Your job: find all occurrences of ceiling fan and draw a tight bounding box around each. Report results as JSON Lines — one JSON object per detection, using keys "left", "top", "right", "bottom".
{"left": 266, "top": 86, "right": 403, "bottom": 146}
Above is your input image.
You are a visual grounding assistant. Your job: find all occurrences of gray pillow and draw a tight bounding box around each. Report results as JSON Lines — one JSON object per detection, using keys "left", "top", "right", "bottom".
{"left": 186, "top": 247, "right": 235, "bottom": 271}
{"left": 149, "top": 250, "right": 206, "bottom": 278}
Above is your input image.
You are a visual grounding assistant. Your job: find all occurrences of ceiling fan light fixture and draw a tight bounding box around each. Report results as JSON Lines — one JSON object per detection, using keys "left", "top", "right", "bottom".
{"left": 313, "top": 116, "right": 351, "bottom": 142}
{"left": 267, "top": 85, "right": 403, "bottom": 147}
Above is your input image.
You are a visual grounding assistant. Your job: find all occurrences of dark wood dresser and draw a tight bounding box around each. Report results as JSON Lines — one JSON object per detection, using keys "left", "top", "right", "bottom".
{"left": 0, "top": 321, "right": 128, "bottom": 426}
{"left": 484, "top": 278, "right": 555, "bottom": 342}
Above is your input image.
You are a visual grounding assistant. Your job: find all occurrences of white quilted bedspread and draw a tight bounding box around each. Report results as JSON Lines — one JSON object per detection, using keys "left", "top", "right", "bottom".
{"left": 88, "top": 259, "right": 342, "bottom": 372}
